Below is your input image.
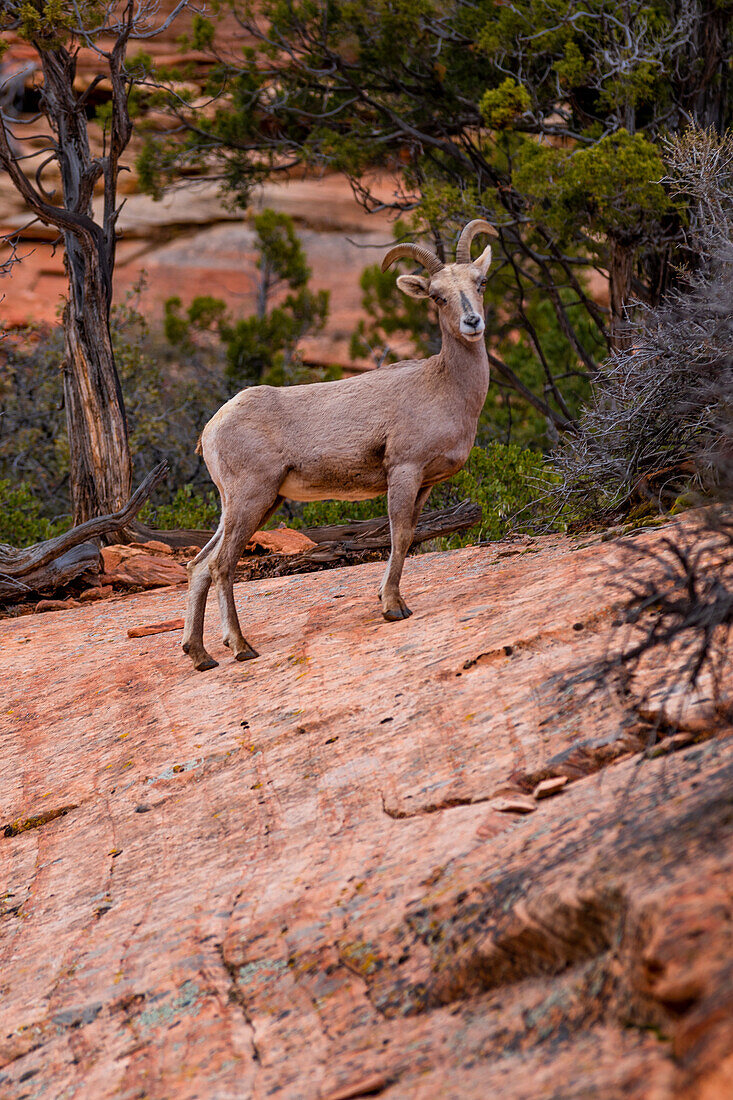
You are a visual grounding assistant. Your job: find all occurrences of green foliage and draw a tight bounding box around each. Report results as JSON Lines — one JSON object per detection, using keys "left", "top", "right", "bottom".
{"left": 136, "top": 137, "right": 164, "bottom": 200}
{"left": 251, "top": 208, "right": 310, "bottom": 298}
{"left": 163, "top": 295, "right": 227, "bottom": 349}
{"left": 0, "top": 286, "right": 228, "bottom": 541}
{"left": 93, "top": 100, "right": 113, "bottom": 132}
{"left": 430, "top": 443, "right": 555, "bottom": 546}
{"left": 514, "top": 130, "right": 673, "bottom": 241}
{"left": 110, "top": 287, "right": 224, "bottom": 498}
{"left": 189, "top": 13, "right": 216, "bottom": 50}
{"left": 296, "top": 495, "right": 388, "bottom": 529}
{"left": 555, "top": 129, "right": 733, "bottom": 521}
{"left": 138, "top": 483, "right": 220, "bottom": 530}
{"left": 0, "top": 325, "right": 69, "bottom": 511}
{"left": 13, "top": 0, "right": 75, "bottom": 46}
{"left": 221, "top": 285, "right": 330, "bottom": 389}
{"left": 480, "top": 78, "right": 531, "bottom": 130}
{"left": 0, "top": 480, "right": 69, "bottom": 547}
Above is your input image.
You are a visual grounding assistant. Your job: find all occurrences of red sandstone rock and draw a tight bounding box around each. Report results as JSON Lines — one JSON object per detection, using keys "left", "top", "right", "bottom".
{"left": 1, "top": 514, "right": 731, "bottom": 1099}
{"left": 490, "top": 794, "right": 537, "bottom": 814}
{"left": 76, "top": 585, "right": 112, "bottom": 602}
{"left": 127, "top": 618, "right": 185, "bottom": 638}
{"left": 32, "top": 597, "right": 80, "bottom": 613}
{"left": 639, "top": 680, "right": 732, "bottom": 733}
{"left": 533, "top": 776, "right": 569, "bottom": 799}
{"left": 246, "top": 528, "right": 318, "bottom": 555}
{"left": 100, "top": 551, "right": 187, "bottom": 589}
{"left": 100, "top": 544, "right": 145, "bottom": 572}
{"left": 128, "top": 540, "right": 174, "bottom": 555}
{"left": 78, "top": 584, "right": 114, "bottom": 603}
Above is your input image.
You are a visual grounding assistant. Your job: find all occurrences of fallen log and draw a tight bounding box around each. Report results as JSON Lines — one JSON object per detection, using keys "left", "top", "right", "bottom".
{"left": 303, "top": 499, "right": 481, "bottom": 551}
{"left": 0, "top": 463, "right": 169, "bottom": 598}
{"left": 22, "top": 541, "right": 102, "bottom": 593}
{"left": 127, "top": 519, "right": 213, "bottom": 549}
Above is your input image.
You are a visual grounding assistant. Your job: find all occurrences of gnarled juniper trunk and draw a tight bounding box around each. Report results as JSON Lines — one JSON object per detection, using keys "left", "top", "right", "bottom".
{"left": 62, "top": 234, "right": 131, "bottom": 524}
{"left": 40, "top": 46, "right": 132, "bottom": 524}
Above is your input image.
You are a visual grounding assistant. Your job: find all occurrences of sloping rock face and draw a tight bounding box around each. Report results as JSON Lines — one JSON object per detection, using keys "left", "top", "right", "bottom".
{"left": 1, "top": 524, "right": 731, "bottom": 1099}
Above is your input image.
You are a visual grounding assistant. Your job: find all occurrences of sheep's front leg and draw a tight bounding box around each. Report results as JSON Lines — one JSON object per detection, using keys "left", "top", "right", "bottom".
{"left": 379, "top": 466, "right": 425, "bottom": 621}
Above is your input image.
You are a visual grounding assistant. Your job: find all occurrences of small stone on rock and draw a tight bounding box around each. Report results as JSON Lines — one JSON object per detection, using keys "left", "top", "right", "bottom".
{"left": 533, "top": 776, "right": 569, "bottom": 800}
{"left": 246, "top": 528, "right": 318, "bottom": 556}
{"left": 79, "top": 585, "right": 114, "bottom": 602}
{"left": 490, "top": 795, "right": 536, "bottom": 814}
{"left": 33, "top": 598, "right": 80, "bottom": 614}
{"left": 127, "top": 618, "right": 185, "bottom": 639}
{"left": 129, "top": 540, "right": 173, "bottom": 555}
{"left": 101, "top": 554, "right": 187, "bottom": 590}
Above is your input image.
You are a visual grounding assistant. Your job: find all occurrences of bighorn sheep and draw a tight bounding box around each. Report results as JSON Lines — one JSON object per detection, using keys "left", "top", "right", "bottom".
{"left": 183, "top": 219, "right": 494, "bottom": 670}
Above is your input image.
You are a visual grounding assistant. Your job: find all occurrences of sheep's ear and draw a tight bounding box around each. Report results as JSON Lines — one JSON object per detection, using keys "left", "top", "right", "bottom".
{"left": 397, "top": 274, "right": 430, "bottom": 299}
{"left": 473, "top": 244, "right": 492, "bottom": 279}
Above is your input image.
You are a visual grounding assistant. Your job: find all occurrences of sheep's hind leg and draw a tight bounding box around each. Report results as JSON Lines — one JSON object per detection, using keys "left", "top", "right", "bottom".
{"left": 210, "top": 490, "right": 282, "bottom": 662}
{"left": 379, "top": 467, "right": 424, "bottom": 621}
{"left": 411, "top": 484, "right": 432, "bottom": 527}
{"left": 182, "top": 524, "right": 224, "bottom": 671}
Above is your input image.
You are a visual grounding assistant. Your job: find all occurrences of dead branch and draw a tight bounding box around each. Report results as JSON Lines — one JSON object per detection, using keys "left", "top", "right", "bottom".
{"left": 303, "top": 500, "right": 482, "bottom": 550}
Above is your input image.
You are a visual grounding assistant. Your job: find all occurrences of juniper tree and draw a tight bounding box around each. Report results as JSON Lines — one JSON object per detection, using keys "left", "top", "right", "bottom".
{"left": 0, "top": 0, "right": 187, "bottom": 524}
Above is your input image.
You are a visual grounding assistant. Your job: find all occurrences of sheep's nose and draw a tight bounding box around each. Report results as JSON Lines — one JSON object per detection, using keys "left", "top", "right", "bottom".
{"left": 464, "top": 313, "right": 481, "bottom": 329}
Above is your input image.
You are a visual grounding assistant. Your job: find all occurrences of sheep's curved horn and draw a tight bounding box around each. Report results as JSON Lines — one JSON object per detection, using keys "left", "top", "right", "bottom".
{"left": 381, "top": 243, "right": 444, "bottom": 276}
{"left": 455, "top": 219, "right": 495, "bottom": 264}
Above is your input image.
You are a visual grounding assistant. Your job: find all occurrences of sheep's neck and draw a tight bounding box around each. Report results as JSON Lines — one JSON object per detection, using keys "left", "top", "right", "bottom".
{"left": 434, "top": 320, "right": 491, "bottom": 420}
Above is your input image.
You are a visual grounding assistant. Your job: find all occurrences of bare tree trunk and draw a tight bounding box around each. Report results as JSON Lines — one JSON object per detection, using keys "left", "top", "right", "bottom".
{"left": 608, "top": 237, "right": 635, "bottom": 349}
{"left": 62, "top": 286, "right": 132, "bottom": 521}
{"left": 39, "top": 46, "right": 132, "bottom": 523}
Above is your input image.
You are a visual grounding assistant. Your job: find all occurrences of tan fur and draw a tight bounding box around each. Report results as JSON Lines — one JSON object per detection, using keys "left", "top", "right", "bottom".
{"left": 182, "top": 224, "right": 493, "bottom": 671}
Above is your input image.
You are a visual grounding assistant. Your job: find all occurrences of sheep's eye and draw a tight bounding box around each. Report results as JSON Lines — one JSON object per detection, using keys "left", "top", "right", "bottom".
{"left": 478, "top": 279, "right": 487, "bottom": 292}
{"left": 431, "top": 294, "right": 446, "bottom": 306}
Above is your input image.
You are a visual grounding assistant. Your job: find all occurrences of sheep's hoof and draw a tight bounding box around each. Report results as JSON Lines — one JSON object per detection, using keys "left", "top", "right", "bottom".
{"left": 234, "top": 644, "right": 259, "bottom": 662}
{"left": 184, "top": 643, "right": 219, "bottom": 671}
{"left": 195, "top": 653, "right": 219, "bottom": 671}
{"left": 383, "top": 605, "right": 413, "bottom": 622}
{"left": 224, "top": 635, "right": 259, "bottom": 660}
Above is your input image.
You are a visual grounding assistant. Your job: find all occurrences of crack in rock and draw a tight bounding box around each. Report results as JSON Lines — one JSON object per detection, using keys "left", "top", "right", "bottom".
{"left": 216, "top": 944, "right": 263, "bottom": 1066}
{"left": 379, "top": 791, "right": 487, "bottom": 819}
